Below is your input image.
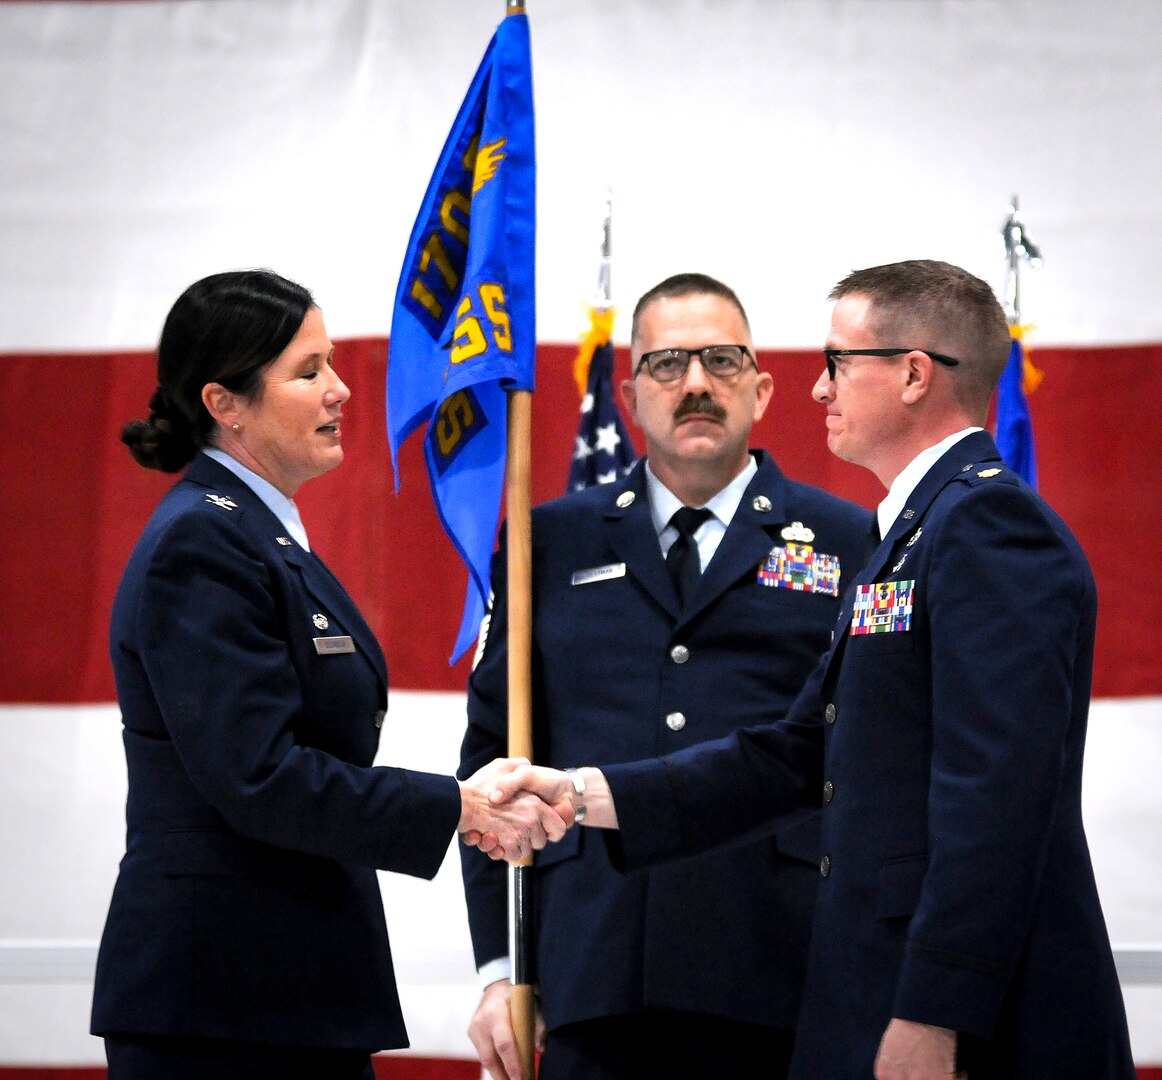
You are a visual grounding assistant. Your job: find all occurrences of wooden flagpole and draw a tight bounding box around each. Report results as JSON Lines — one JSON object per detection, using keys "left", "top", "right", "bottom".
{"left": 505, "top": 386, "right": 535, "bottom": 1077}
{"left": 503, "top": 7, "right": 535, "bottom": 1077}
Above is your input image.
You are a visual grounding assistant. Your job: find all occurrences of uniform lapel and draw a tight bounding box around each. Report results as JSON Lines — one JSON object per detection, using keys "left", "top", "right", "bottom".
{"left": 603, "top": 463, "right": 683, "bottom": 619}
{"left": 183, "top": 454, "right": 388, "bottom": 693}
{"left": 682, "top": 453, "right": 786, "bottom": 625}
{"left": 295, "top": 550, "right": 389, "bottom": 693}
{"left": 828, "top": 430, "right": 1003, "bottom": 651}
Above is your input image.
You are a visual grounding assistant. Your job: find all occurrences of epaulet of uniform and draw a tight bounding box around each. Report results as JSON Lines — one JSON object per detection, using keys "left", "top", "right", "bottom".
{"left": 952, "top": 462, "right": 1015, "bottom": 487}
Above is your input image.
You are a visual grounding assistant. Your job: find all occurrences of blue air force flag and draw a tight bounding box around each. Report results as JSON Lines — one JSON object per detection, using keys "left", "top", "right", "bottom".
{"left": 387, "top": 12, "right": 535, "bottom": 663}
{"left": 567, "top": 338, "right": 636, "bottom": 492}
{"left": 995, "top": 333, "right": 1039, "bottom": 488}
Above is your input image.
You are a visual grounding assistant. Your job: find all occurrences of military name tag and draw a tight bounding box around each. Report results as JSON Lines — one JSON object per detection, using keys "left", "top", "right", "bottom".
{"left": 314, "top": 635, "right": 355, "bottom": 655}
{"left": 571, "top": 562, "right": 627, "bottom": 586}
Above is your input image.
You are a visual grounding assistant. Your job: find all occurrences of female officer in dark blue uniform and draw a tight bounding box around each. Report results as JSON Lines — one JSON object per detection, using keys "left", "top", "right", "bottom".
{"left": 90, "top": 269, "right": 565, "bottom": 1079}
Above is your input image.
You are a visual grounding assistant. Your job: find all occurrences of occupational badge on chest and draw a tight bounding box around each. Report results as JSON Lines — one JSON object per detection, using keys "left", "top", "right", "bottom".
{"left": 780, "top": 521, "right": 815, "bottom": 543}
{"left": 756, "top": 542, "right": 840, "bottom": 596}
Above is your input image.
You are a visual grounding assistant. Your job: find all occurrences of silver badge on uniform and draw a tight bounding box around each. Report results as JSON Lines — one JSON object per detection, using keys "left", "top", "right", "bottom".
{"left": 314, "top": 635, "right": 354, "bottom": 655}
{"left": 312, "top": 613, "right": 329, "bottom": 630}
{"left": 780, "top": 521, "right": 815, "bottom": 543}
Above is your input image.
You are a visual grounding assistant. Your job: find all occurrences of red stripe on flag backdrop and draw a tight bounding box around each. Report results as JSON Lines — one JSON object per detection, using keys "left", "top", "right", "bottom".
{"left": 3, "top": 341, "right": 1159, "bottom": 702}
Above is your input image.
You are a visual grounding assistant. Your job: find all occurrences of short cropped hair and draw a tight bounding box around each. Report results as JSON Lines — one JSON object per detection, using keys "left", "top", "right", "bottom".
{"left": 829, "top": 259, "right": 1012, "bottom": 414}
{"left": 631, "top": 272, "right": 751, "bottom": 347}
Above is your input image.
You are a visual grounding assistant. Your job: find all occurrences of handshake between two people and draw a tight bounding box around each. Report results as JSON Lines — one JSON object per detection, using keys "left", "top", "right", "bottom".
{"left": 456, "top": 759, "right": 617, "bottom": 863}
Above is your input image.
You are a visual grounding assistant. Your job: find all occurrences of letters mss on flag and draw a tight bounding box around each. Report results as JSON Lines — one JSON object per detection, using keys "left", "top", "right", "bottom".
{"left": 387, "top": 12, "right": 535, "bottom": 663}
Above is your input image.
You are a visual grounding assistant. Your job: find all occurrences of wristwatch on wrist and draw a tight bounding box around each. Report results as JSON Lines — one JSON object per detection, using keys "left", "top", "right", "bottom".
{"left": 565, "top": 768, "right": 587, "bottom": 824}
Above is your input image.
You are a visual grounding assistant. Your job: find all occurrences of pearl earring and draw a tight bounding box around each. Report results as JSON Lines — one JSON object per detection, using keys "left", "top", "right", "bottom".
{"left": 231, "top": 423, "right": 240, "bottom": 431}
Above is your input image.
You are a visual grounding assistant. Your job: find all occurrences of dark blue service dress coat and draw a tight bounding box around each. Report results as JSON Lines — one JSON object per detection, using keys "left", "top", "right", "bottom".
{"left": 91, "top": 453, "right": 462, "bottom": 1051}
{"left": 604, "top": 431, "right": 1136, "bottom": 1078}
{"left": 459, "top": 451, "right": 872, "bottom": 1035}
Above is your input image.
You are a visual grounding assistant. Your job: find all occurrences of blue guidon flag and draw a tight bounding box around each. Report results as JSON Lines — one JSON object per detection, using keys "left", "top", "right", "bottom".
{"left": 387, "top": 11, "right": 536, "bottom": 663}
{"left": 995, "top": 330, "right": 1039, "bottom": 488}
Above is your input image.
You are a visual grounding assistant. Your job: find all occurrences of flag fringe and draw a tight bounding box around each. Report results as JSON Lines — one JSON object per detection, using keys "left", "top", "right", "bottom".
{"left": 573, "top": 306, "right": 616, "bottom": 397}
{"left": 1010, "top": 322, "right": 1045, "bottom": 395}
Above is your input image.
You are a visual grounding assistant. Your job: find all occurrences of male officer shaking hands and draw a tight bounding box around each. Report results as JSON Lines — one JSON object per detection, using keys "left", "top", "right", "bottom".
{"left": 457, "top": 273, "right": 872, "bottom": 1080}
{"left": 503, "top": 261, "right": 1137, "bottom": 1080}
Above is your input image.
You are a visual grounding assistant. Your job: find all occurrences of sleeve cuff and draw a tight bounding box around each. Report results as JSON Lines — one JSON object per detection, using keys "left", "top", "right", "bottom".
{"left": 478, "top": 955, "right": 511, "bottom": 990}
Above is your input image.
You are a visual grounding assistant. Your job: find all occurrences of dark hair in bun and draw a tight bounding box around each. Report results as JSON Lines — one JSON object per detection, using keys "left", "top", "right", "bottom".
{"left": 121, "top": 268, "right": 314, "bottom": 472}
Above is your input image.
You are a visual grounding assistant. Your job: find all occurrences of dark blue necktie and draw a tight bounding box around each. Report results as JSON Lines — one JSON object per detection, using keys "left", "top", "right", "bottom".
{"left": 666, "top": 507, "right": 712, "bottom": 606}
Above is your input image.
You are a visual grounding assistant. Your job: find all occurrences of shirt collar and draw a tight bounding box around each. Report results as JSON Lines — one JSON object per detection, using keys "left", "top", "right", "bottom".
{"left": 202, "top": 448, "right": 310, "bottom": 551}
{"left": 644, "top": 453, "right": 758, "bottom": 537}
{"left": 876, "top": 427, "right": 982, "bottom": 539}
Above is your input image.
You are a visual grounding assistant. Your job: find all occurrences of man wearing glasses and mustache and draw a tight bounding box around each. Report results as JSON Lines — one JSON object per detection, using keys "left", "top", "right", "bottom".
{"left": 457, "top": 272, "right": 872, "bottom": 1080}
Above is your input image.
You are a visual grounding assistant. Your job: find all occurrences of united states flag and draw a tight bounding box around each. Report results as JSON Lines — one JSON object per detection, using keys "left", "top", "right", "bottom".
{"left": 567, "top": 337, "right": 637, "bottom": 491}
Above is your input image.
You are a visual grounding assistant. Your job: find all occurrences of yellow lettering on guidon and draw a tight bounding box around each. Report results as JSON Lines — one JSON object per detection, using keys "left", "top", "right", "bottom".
{"left": 440, "top": 190, "right": 471, "bottom": 247}
{"left": 450, "top": 282, "right": 513, "bottom": 364}
{"left": 409, "top": 232, "right": 461, "bottom": 322}
{"left": 450, "top": 296, "right": 488, "bottom": 365}
{"left": 435, "top": 390, "right": 476, "bottom": 457}
{"left": 479, "top": 283, "right": 512, "bottom": 351}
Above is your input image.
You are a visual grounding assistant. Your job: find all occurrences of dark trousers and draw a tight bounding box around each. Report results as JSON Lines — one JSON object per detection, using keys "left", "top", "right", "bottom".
{"left": 538, "top": 1011, "right": 795, "bottom": 1080}
{"left": 104, "top": 1033, "right": 376, "bottom": 1080}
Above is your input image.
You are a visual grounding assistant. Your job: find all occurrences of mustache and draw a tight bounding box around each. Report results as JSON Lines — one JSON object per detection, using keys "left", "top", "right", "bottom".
{"left": 673, "top": 394, "right": 727, "bottom": 422}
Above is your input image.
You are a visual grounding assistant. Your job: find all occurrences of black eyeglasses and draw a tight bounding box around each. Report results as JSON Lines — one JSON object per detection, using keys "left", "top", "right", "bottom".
{"left": 823, "top": 348, "right": 961, "bottom": 381}
{"left": 634, "top": 344, "right": 757, "bottom": 384}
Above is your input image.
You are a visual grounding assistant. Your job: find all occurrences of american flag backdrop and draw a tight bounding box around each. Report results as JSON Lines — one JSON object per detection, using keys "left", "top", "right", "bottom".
{"left": 2, "top": 1, "right": 1161, "bottom": 1074}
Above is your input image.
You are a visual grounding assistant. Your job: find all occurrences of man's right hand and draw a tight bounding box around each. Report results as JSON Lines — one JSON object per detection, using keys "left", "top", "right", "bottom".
{"left": 468, "top": 979, "right": 544, "bottom": 1080}
{"left": 492, "top": 764, "right": 619, "bottom": 830}
{"left": 457, "top": 757, "right": 573, "bottom": 861}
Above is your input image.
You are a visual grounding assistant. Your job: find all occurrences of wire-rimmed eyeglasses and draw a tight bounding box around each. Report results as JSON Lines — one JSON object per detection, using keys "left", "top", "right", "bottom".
{"left": 634, "top": 344, "right": 757, "bottom": 383}
{"left": 823, "top": 348, "right": 961, "bottom": 381}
